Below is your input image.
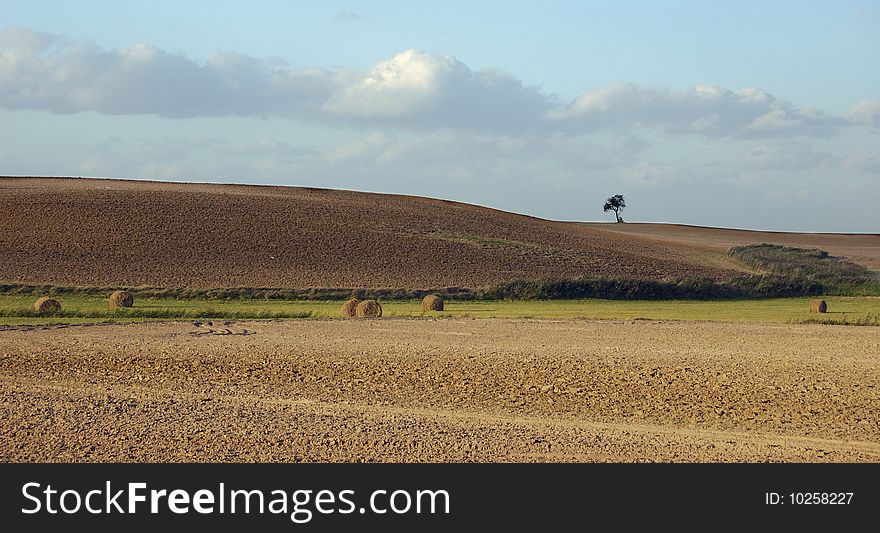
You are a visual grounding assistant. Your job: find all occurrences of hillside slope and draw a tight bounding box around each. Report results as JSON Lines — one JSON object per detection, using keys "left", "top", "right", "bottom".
{"left": 0, "top": 177, "right": 869, "bottom": 290}
{"left": 580, "top": 223, "right": 880, "bottom": 269}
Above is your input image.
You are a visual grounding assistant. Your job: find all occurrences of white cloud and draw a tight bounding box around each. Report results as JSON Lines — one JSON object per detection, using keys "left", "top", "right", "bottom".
{"left": 0, "top": 27, "right": 342, "bottom": 117}
{"left": 322, "top": 49, "right": 550, "bottom": 130}
{"left": 323, "top": 50, "right": 465, "bottom": 118}
{"left": 845, "top": 100, "right": 880, "bottom": 127}
{"left": 549, "top": 83, "right": 844, "bottom": 137}
{"left": 0, "top": 27, "right": 874, "bottom": 138}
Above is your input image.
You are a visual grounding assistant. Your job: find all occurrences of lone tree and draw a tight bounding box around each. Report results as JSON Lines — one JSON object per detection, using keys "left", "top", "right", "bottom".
{"left": 603, "top": 194, "right": 626, "bottom": 222}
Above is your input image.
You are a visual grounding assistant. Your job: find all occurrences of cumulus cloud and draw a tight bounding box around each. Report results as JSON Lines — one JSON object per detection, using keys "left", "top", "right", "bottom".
{"left": 549, "top": 83, "right": 845, "bottom": 137}
{"left": 845, "top": 100, "right": 880, "bottom": 127}
{"left": 0, "top": 27, "right": 874, "bottom": 137}
{"left": 321, "top": 49, "right": 549, "bottom": 130}
{"left": 0, "top": 27, "right": 341, "bottom": 118}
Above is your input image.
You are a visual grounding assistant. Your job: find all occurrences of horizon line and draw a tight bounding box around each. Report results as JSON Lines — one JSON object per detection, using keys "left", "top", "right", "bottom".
{"left": 2, "top": 174, "right": 878, "bottom": 236}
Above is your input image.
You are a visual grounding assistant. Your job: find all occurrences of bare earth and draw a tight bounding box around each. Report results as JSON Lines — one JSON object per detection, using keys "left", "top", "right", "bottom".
{"left": 4, "top": 177, "right": 877, "bottom": 288}
{"left": 580, "top": 222, "right": 880, "bottom": 269}
{"left": 2, "top": 319, "right": 878, "bottom": 462}
{"left": 0, "top": 177, "right": 769, "bottom": 288}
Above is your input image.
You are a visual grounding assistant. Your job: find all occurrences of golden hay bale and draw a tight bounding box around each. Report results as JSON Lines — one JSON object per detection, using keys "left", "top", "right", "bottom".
{"left": 810, "top": 299, "right": 827, "bottom": 313}
{"left": 108, "top": 290, "right": 134, "bottom": 308}
{"left": 341, "top": 298, "right": 360, "bottom": 318}
{"left": 422, "top": 294, "right": 444, "bottom": 312}
{"left": 355, "top": 299, "right": 383, "bottom": 318}
{"left": 33, "top": 297, "right": 61, "bottom": 314}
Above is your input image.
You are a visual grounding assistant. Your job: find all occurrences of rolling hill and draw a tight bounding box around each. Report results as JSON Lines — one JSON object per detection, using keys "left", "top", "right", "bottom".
{"left": 1, "top": 177, "right": 876, "bottom": 290}
{"left": 580, "top": 222, "right": 880, "bottom": 270}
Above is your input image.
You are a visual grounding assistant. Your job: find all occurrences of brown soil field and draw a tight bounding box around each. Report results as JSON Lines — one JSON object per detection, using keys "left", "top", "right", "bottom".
{"left": 2, "top": 319, "right": 878, "bottom": 462}
{"left": 1, "top": 177, "right": 764, "bottom": 289}
{"left": 581, "top": 222, "right": 880, "bottom": 269}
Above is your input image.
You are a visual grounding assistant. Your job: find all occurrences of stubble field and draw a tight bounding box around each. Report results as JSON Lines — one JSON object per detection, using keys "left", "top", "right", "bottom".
{"left": 2, "top": 318, "right": 878, "bottom": 462}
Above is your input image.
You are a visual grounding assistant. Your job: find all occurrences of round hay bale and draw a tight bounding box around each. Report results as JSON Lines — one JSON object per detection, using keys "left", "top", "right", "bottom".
{"left": 341, "top": 298, "right": 360, "bottom": 318}
{"left": 109, "top": 290, "right": 134, "bottom": 308}
{"left": 422, "top": 294, "right": 444, "bottom": 312}
{"left": 810, "top": 299, "right": 828, "bottom": 313}
{"left": 355, "top": 299, "right": 383, "bottom": 318}
{"left": 33, "top": 297, "right": 61, "bottom": 314}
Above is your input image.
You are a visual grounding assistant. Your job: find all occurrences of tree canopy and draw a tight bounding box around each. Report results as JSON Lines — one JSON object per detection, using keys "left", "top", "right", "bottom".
{"left": 603, "top": 194, "right": 626, "bottom": 222}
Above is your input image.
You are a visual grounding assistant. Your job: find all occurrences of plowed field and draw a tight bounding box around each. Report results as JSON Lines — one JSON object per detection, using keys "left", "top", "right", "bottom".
{"left": 581, "top": 222, "right": 880, "bottom": 269}
{"left": 1, "top": 177, "right": 749, "bottom": 289}
{"left": 2, "top": 319, "right": 877, "bottom": 462}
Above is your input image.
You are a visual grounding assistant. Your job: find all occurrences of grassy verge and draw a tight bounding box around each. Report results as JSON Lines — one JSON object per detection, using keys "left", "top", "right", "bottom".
{"left": 4, "top": 243, "right": 877, "bottom": 303}
{"left": 0, "top": 275, "right": 862, "bottom": 303}
{"left": 729, "top": 243, "right": 880, "bottom": 295}
{"left": 2, "top": 295, "right": 878, "bottom": 326}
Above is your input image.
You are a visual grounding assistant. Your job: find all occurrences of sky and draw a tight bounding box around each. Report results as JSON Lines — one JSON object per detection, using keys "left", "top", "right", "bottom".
{"left": 1, "top": 0, "right": 878, "bottom": 231}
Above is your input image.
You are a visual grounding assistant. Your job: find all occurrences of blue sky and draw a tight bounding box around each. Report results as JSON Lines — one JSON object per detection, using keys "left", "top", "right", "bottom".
{"left": 1, "top": 1, "right": 878, "bottom": 230}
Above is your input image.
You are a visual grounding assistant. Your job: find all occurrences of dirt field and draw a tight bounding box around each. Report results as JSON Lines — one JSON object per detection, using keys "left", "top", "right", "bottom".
{"left": 580, "top": 222, "right": 880, "bottom": 269}
{"left": 0, "top": 177, "right": 753, "bottom": 288}
{"left": 2, "top": 318, "right": 877, "bottom": 462}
